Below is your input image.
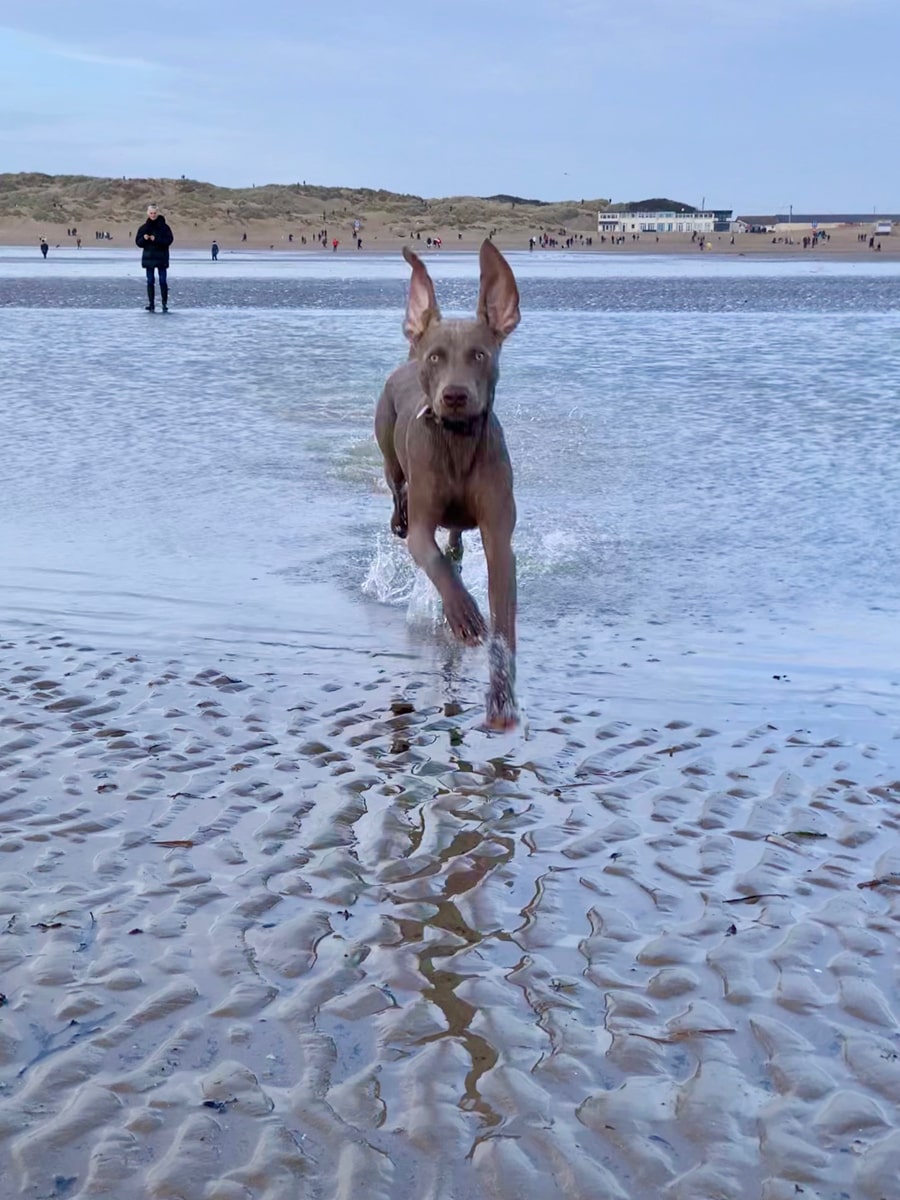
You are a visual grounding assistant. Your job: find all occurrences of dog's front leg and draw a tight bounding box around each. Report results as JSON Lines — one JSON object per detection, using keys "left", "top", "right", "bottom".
{"left": 407, "top": 523, "right": 487, "bottom": 646}
{"left": 481, "top": 515, "right": 518, "bottom": 729}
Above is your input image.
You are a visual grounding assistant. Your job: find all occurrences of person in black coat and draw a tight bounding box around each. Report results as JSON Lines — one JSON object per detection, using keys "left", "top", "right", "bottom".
{"left": 135, "top": 204, "right": 174, "bottom": 311}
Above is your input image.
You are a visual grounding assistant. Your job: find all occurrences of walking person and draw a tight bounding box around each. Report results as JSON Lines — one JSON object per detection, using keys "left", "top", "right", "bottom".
{"left": 211, "top": 240, "right": 219, "bottom": 261}
{"left": 135, "top": 204, "right": 174, "bottom": 312}
{"left": 40, "top": 238, "right": 49, "bottom": 259}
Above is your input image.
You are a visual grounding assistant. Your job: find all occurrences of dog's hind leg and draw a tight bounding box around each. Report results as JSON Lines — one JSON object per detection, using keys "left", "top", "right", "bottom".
{"left": 446, "top": 529, "right": 463, "bottom": 563}
{"left": 380, "top": 446, "right": 407, "bottom": 537}
{"left": 375, "top": 387, "right": 408, "bottom": 538}
{"left": 388, "top": 470, "right": 408, "bottom": 538}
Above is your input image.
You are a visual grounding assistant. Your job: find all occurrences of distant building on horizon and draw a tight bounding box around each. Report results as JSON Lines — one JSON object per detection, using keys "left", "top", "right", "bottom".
{"left": 735, "top": 212, "right": 900, "bottom": 232}
{"left": 598, "top": 209, "right": 733, "bottom": 235}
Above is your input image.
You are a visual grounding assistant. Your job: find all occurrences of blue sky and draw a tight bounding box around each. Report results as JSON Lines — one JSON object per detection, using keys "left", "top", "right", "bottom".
{"left": 0, "top": 0, "right": 897, "bottom": 211}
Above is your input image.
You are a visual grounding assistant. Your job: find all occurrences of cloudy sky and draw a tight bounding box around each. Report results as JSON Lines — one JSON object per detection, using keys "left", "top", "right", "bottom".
{"left": 1, "top": 0, "right": 897, "bottom": 211}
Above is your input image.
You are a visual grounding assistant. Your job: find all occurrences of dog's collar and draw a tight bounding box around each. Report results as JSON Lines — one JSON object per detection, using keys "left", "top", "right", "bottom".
{"left": 415, "top": 405, "right": 489, "bottom": 436}
{"left": 440, "top": 414, "right": 486, "bottom": 435}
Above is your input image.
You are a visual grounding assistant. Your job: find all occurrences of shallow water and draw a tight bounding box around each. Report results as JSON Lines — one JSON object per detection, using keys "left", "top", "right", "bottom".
{"left": 1, "top": 253, "right": 899, "bottom": 1199}
{"left": 3, "top": 253, "right": 900, "bottom": 699}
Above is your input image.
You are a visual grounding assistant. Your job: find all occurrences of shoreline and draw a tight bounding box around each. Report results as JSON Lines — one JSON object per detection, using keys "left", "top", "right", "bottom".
{"left": 4, "top": 242, "right": 899, "bottom": 266}
{"left": 4, "top": 220, "right": 898, "bottom": 262}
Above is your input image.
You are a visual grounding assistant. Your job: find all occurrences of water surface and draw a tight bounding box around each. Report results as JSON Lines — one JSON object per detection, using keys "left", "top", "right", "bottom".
{"left": 2, "top": 253, "right": 900, "bottom": 1200}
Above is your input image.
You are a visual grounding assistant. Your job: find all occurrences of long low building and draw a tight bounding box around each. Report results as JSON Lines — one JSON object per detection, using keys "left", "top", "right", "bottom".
{"left": 736, "top": 213, "right": 900, "bottom": 231}
{"left": 598, "top": 209, "right": 733, "bottom": 235}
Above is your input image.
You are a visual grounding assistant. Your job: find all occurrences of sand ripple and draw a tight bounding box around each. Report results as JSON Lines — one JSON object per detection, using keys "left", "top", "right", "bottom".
{"left": 1, "top": 634, "right": 899, "bottom": 1198}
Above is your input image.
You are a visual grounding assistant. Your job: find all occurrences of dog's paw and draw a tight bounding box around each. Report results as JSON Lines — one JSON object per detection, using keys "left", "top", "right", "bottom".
{"left": 444, "top": 590, "right": 487, "bottom": 646}
{"left": 484, "top": 636, "right": 517, "bottom": 730}
{"left": 483, "top": 702, "right": 518, "bottom": 732}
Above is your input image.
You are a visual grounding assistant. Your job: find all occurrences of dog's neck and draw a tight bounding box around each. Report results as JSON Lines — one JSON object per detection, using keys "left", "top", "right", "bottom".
{"left": 438, "top": 412, "right": 487, "bottom": 436}
{"left": 415, "top": 405, "right": 489, "bottom": 438}
{"left": 415, "top": 404, "right": 488, "bottom": 480}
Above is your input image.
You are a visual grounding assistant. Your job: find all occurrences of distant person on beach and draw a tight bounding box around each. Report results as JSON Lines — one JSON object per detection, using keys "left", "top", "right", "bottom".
{"left": 332, "top": 238, "right": 339, "bottom": 252}
{"left": 211, "top": 240, "right": 219, "bottom": 261}
{"left": 39, "top": 238, "right": 48, "bottom": 259}
{"left": 135, "top": 204, "right": 174, "bottom": 312}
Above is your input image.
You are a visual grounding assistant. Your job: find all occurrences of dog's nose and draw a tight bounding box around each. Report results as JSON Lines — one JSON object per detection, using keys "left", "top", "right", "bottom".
{"left": 442, "top": 388, "right": 469, "bottom": 410}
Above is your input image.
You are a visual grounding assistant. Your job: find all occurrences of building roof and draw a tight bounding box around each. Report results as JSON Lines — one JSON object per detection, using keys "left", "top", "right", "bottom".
{"left": 609, "top": 209, "right": 732, "bottom": 218}
{"left": 738, "top": 213, "right": 899, "bottom": 224}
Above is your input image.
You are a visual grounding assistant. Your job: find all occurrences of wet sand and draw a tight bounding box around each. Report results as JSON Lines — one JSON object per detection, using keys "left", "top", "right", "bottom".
{"left": 1, "top": 625, "right": 899, "bottom": 1199}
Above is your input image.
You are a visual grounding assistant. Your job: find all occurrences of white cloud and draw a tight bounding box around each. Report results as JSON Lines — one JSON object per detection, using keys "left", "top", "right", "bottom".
{"left": 1, "top": 27, "right": 165, "bottom": 71}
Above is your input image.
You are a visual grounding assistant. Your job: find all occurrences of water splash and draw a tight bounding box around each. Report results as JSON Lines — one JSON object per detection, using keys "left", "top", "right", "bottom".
{"left": 361, "top": 528, "right": 416, "bottom": 605}
{"left": 362, "top": 528, "right": 490, "bottom": 632}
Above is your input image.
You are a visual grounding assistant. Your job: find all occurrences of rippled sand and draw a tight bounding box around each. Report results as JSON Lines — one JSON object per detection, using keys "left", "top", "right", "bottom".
{"left": 1, "top": 631, "right": 898, "bottom": 1200}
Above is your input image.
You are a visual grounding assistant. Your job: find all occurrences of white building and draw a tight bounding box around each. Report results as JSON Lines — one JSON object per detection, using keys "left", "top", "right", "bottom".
{"left": 598, "top": 209, "right": 732, "bottom": 235}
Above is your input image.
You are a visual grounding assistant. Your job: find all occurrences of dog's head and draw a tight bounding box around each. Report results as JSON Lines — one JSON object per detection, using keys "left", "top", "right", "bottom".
{"left": 402, "top": 240, "right": 520, "bottom": 427}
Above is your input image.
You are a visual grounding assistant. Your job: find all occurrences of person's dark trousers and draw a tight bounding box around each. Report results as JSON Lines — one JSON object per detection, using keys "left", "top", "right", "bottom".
{"left": 145, "top": 267, "right": 169, "bottom": 311}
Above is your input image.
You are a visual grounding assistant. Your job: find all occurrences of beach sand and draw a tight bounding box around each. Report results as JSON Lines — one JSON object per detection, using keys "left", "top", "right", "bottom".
{"left": 3, "top": 214, "right": 898, "bottom": 261}
{"left": 1, "top": 624, "right": 898, "bottom": 1199}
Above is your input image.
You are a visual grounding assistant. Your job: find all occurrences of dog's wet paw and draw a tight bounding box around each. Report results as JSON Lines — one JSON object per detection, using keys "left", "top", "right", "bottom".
{"left": 484, "top": 636, "right": 517, "bottom": 730}
{"left": 444, "top": 590, "right": 487, "bottom": 645}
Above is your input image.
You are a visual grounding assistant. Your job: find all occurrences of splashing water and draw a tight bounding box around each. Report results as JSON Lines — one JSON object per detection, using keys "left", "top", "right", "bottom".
{"left": 362, "top": 527, "right": 490, "bottom": 632}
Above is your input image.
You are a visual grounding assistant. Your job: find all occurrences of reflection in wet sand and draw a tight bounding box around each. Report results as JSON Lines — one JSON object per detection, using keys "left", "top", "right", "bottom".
{"left": 1, "top": 634, "right": 898, "bottom": 1199}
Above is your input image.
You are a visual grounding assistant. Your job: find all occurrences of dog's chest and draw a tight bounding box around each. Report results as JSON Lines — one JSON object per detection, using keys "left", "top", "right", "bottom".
{"left": 422, "top": 448, "right": 479, "bottom": 528}
{"left": 438, "top": 496, "right": 478, "bottom": 531}
{"left": 403, "top": 411, "right": 506, "bottom": 532}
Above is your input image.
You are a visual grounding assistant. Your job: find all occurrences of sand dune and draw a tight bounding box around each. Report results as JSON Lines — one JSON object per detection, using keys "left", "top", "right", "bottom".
{"left": 1, "top": 171, "right": 897, "bottom": 257}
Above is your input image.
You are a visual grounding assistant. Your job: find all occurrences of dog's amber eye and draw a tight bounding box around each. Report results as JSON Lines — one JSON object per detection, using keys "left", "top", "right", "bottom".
{"left": 428, "top": 352, "right": 441, "bottom": 363}
{"left": 473, "top": 350, "right": 486, "bottom": 362}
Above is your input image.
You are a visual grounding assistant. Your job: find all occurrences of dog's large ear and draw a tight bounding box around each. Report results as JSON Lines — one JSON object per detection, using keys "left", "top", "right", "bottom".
{"left": 477, "top": 240, "right": 520, "bottom": 341}
{"left": 402, "top": 246, "right": 440, "bottom": 343}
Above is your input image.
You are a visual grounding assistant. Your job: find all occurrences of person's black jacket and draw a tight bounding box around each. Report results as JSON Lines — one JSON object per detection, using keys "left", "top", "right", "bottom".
{"left": 135, "top": 215, "right": 174, "bottom": 268}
